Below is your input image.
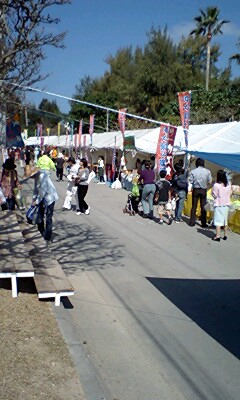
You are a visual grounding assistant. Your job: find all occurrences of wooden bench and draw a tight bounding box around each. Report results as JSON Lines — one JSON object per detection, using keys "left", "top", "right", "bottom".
{"left": 16, "top": 214, "right": 74, "bottom": 306}
{"left": 0, "top": 211, "right": 34, "bottom": 298}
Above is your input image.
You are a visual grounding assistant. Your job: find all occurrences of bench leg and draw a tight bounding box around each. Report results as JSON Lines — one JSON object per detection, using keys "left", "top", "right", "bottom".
{"left": 11, "top": 275, "right": 18, "bottom": 298}
{"left": 55, "top": 293, "right": 61, "bottom": 307}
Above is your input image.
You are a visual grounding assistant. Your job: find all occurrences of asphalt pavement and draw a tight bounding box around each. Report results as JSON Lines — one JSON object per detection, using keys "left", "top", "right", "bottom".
{"left": 25, "top": 172, "right": 240, "bottom": 400}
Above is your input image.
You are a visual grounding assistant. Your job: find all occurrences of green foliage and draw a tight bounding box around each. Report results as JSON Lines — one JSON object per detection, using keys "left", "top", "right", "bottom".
{"left": 69, "top": 18, "right": 238, "bottom": 129}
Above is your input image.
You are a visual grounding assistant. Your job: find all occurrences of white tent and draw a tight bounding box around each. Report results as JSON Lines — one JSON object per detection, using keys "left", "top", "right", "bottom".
{"left": 24, "top": 121, "right": 240, "bottom": 172}
{"left": 176, "top": 121, "right": 240, "bottom": 173}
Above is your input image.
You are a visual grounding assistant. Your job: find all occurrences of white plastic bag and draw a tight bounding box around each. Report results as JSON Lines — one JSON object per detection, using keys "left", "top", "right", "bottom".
{"left": 0, "top": 187, "right": 6, "bottom": 205}
{"left": 86, "top": 171, "right": 96, "bottom": 184}
{"left": 111, "top": 178, "right": 122, "bottom": 190}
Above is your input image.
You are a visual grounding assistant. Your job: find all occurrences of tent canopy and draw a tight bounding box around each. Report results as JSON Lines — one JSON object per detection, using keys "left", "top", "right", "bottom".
{"left": 24, "top": 121, "right": 240, "bottom": 172}
{"left": 177, "top": 121, "right": 240, "bottom": 172}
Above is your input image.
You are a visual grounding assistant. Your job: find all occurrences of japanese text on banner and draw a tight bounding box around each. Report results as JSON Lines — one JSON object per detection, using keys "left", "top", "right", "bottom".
{"left": 178, "top": 91, "right": 191, "bottom": 148}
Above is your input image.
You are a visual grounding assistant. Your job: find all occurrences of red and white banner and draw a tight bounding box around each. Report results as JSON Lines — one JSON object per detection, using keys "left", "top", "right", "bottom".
{"left": 78, "top": 119, "right": 83, "bottom": 148}
{"left": 118, "top": 108, "right": 126, "bottom": 143}
{"left": 178, "top": 91, "right": 191, "bottom": 148}
{"left": 89, "top": 114, "right": 94, "bottom": 146}
{"left": 112, "top": 136, "right": 117, "bottom": 174}
{"left": 165, "top": 125, "right": 177, "bottom": 179}
{"left": 83, "top": 134, "right": 88, "bottom": 161}
{"left": 156, "top": 124, "right": 177, "bottom": 179}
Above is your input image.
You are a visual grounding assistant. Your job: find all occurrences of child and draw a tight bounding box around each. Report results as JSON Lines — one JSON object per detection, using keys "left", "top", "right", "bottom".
{"left": 97, "top": 156, "right": 105, "bottom": 184}
{"left": 155, "top": 170, "right": 172, "bottom": 225}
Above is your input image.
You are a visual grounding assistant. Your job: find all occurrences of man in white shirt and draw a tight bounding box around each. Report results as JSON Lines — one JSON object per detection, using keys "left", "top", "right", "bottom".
{"left": 189, "top": 158, "right": 212, "bottom": 227}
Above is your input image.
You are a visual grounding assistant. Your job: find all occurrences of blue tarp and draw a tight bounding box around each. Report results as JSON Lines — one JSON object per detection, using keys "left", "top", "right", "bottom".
{"left": 186, "top": 151, "right": 240, "bottom": 173}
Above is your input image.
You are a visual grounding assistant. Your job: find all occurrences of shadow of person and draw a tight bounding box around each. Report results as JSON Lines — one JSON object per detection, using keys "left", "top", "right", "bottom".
{"left": 197, "top": 228, "right": 214, "bottom": 239}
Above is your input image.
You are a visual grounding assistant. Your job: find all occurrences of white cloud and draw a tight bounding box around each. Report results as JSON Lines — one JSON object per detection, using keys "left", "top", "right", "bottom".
{"left": 169, "top": 22, "right": 195, "bottom": 43}
{"left": 222, "top": 22, "right": 240, "bottom": 37}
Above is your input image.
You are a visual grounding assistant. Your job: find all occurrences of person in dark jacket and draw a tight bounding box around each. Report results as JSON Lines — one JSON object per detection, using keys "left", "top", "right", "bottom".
{"left": 172, "top": 163, "right": 188, "bottom": 223}
{"left": 55, "top": 153, "right": 65, "bottom": 181}
{"left": 138, "top": 160, "right": 155, "bottom": 219}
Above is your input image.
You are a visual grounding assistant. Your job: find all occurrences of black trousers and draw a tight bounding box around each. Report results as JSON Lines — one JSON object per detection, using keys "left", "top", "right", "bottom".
{"left": 56, "top": 167, "right": 63, "bottom": 180}
{"left": 77, "top": 185, "right": 88, "bottom": 213}
{"left": 190, "top": 188, "right": 207, "bottom": 226}
{"left": 1, "top": 197, "right": 16, "bottom": 211}
{"left": 38, "top": 201, "right": 55, "bottom": 241}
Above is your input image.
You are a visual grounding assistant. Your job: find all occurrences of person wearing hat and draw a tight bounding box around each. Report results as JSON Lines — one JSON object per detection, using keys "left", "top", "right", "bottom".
{"left": 62, "top": 157, "right": 80, "bottom": 210}
{"left": 55, "top": 152, "right": 65, "bottom": 181}
{"left": 0, "top": 158, "right": 21, "bottom": 210}
{"left": 26, "top": 166, "right": 59, "bottom": 244}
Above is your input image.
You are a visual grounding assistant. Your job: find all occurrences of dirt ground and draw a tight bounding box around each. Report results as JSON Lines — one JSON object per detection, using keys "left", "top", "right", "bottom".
{"left": 0, "top": 278, "right": 86, "bottom": 400}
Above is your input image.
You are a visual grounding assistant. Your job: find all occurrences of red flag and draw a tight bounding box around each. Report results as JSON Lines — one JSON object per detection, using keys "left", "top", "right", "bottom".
{"left": 89, "top": 115, "right": 94, "bottom": 145}
{"left": 112, "top": 136, "right": 117, "bottom": 174}
{"left": 118, "top": 108, "right": 126, "bottom": 142}
{"left": 78, "top": 119, "right": 83, "bottom": 148}
{"left": 178, "top": 91, "right": 191, "bottom": 148}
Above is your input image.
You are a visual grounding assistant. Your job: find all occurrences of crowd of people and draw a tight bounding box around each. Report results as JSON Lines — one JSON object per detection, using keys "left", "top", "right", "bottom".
{"left": 0, "top": 145, "right": 234, "bottom": 244}
{"left": 124, "top": 157, "right": 232, "bottom": 241}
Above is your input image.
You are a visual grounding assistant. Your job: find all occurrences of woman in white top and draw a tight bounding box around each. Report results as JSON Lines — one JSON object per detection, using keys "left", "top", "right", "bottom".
{"left": 62, "top": 157, "right": 79, "bottom": 210}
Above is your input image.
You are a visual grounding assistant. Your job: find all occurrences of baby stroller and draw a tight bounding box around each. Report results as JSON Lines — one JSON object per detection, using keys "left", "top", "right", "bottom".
{"left": 123, "top": 192, "right": 140, "bottom": 216}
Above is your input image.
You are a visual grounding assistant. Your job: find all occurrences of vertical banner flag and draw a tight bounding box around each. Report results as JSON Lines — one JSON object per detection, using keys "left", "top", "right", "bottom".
{"left": 112, "top": 136, "right": 117, "bottom": 176}
{"left": 89, "top": 114, "right": 94, "bottom": 146}
{"left": 70, "top": 122, "right": 74, "bottom": 149}
{"left": 36, "top": 123, "right": 42, "bottom": 139}
{"left": 118, "top": 108, "right": 126, "bottom": 145}
{"left": 156, "top": 123, "right": 169, "bottom": 173}
{"left": 0, "top": 112, "right": 6, "bottom": 147}
{"left": 57, "top": 122, "right": 60, "bottom": 144}
{"left": 74, "top": 131, "right": 77, "bottom": 154}
{"left": 83, "top": 134, "right": 88, "bottom": 161}
{"left": 6, "top": 114, "right": 24, "bottom": 148}
{"left": 178, "top": 91, "right": 191, "bottom": 148}
{"left": 156, "top": 124, "right": 177, "bottom": 179}
{"left": 78, "top": 119, "right": 83, "bottom": 150}
{"left": 166, "top": 126, "right": 177, "bottom": 179}
{"left": 65, "top": 122, "right": 70, "bottom": 148}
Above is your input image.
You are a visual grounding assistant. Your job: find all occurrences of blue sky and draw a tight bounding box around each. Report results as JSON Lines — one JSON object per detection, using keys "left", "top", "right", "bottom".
{"left": 27, "top": 0, "right": 240, "bottom": 113}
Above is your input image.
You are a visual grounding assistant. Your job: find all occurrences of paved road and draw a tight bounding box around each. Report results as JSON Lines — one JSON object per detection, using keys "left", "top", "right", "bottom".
{"left": 47, "top": 176, "right": 240, "bottom": 400}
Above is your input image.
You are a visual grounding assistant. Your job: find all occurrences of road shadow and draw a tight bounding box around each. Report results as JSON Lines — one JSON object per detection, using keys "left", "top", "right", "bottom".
{"left": 146, "top": 277, "right": 240, "bottom": 359}
{"left": 51, "top": 221, "right": 125, "bottom": 275}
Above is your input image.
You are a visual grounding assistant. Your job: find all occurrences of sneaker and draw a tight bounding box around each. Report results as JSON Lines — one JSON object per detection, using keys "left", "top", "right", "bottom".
{"left": 76, "top": 211, "right": 83, "bottom": 215}
{"left": 168, "top": 217, "right": 173, "bottom": 225}
{"left": 175, "top": 220, "right": 180, "bottom": 224}
{"left": 142, "top": 214, "right": 149, "bottom": 218}
{"left": 85, "top": 207, "right": 90, "bottom": 215}
{"left": 159, "top": 219, "right": 163, "bottom": 225}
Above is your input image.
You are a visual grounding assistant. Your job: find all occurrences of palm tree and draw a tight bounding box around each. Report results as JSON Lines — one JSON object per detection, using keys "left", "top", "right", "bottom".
{"left": 190, "top": 7, "right": 229, "bottom": 91}
{"left": 230, "top": 38, "right": 240, "bottom": 65}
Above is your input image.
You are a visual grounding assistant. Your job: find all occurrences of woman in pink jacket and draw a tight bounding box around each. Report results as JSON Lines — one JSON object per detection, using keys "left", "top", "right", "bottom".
{"left": 211, "top": 170, "right": 232, "bottom": 242}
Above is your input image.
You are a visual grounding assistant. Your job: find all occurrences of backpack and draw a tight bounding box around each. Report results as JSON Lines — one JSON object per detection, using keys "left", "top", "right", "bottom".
{"left": 173, "top": 173, "right": 188, "bottom": 191}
